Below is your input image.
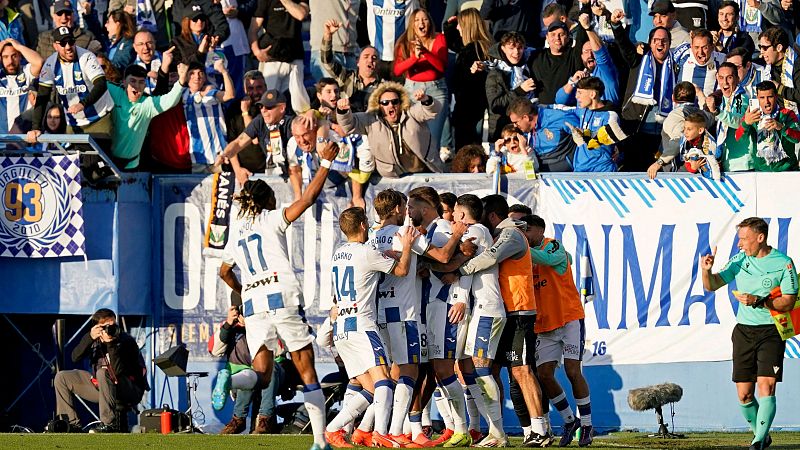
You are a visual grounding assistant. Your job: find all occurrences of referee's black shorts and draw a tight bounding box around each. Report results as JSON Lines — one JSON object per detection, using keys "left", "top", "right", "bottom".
{"left": 732, "top": 323, "right": 786, "bottom": 383}
{"left": 495, "top": 314, "right": 536, "bottom": 367}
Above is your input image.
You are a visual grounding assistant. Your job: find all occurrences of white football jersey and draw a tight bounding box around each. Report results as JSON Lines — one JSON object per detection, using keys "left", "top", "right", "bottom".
{"left": 462, "top": 223, "right": 505, "bottom": 318}
{"left": 423, "top": 219, "right": 470, "bottom": 307}
{"left": 331, "top": 242, "right": 397, "bottom": 332}
{"left": 369, "top": 224, "right": 429, "bottom": 323}
{"left": 223, "top": 208, "right": 303, "bottom": 316}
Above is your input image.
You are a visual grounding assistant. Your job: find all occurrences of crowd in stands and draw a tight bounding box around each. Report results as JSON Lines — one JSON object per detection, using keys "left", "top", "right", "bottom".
{"left": 1, "top": 0, "right": 799, "bottom": 193}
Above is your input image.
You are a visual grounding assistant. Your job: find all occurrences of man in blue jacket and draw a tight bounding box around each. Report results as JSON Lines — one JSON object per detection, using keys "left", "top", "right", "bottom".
{"left": 506, "top": 97, "right": 578, "bottom": 172}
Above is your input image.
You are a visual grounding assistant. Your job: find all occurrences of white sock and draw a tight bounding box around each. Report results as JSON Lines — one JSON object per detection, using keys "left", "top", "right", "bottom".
{"left": 390, "top": 376, "right": 414, "bottom": 436}
{"left": 522, "top": 425, "right": 532, "bottom": 437}
{"left": 304, "top": 384, "right": 327, "bottom": 445}
{"left": 433, "top": 387, "right": 454, "bottom": 430}
{"left": 551, "top": 391, "right": 576, "bottom": 423}
{"left": 327, "top": 389, "right": 372, "bottom": 432}
{"left": 408, "top": 410, "right": 423, "bottom": 437}
{"left": 576, "top": 397, "right": 592, "bottom": 427}
{"left": 475, "top": 370, "right": 505, "bottom": 438}
{"left": 358, "top": 403, "right": 376, "bottom": 432}
{"left": 342, "top": 383, "right": 361, "bottom": 434}
{"left": 374, "top": 380, "right": 395, "bottom": 435}
{"left": 422, "top": 401, "right": 432, "bottom": 427}
{"left": 464, "top": 384, "right": 480, "bottom": 431}
{"left": 531, "top": 417, "right": 546, "bottom": 436}
{"left": 230, "top": 369, "right": 258, "bottom": 390}
{"left": 439, "top": 375, "right": 468, "bottom": 433}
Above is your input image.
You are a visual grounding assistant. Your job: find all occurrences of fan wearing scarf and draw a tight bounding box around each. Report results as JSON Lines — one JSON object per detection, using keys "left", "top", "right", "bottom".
{"left": 758, "top": 27, "right": 799, "bottom": 113}
{"left": 676, "top": 112, "right": 721, "bottom": 180}
{"left": 735, "top": 80, "right": 800, "bottom": 171}
{"left": 485, "top": 31, "right": 537, "bottom": 140}
{"left": 726, "top": 46, "right": 768, "bottom": 98}
{"left": 612, "top": 9, "right": 677, "bottom": 171}
{"left": 706, "top": 61, "right": 750, "bottom": 171}
{"left": 674, "top": 29, "right": 725, "bottom": 96}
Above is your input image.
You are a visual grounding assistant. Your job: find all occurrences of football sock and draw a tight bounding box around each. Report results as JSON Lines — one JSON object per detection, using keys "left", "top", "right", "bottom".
{"left": 439, "top": 375, "right": 468, "bottom": 433}
{"left": 374, "top": 379, "right": 395, "bottom": 435}
{"left": 739, "top": 399, "right": 759, "bottom": 435}
{"left": 390, "top": 376, "right": 415, "bottom": 436}
{"left": 753, "top": 396, "right": 776, "bottom": 445}
{"left": 327, "top": 389, "right": 372, "bottom": 432}
{"left": 576, "top": 397, "right": 592, "bottom": 427}
{"left": 551, "top": 391, "right": 576, "bottom": 423}
{"left": 304, "top": 384, "right": 327, "bottom": 445}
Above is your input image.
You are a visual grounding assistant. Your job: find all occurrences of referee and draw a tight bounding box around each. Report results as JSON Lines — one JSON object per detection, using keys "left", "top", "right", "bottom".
{"left": 701, "top": 217, "right": 798, "bottom": 450}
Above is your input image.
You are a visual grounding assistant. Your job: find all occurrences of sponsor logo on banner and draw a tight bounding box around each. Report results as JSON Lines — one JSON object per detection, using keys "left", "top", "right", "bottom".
{"left": 0, "top": 155, "right": 85, "bottom": 257}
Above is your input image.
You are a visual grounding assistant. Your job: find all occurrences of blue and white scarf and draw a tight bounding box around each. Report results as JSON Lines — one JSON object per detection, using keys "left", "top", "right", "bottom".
{"left": 137, "top": 0, "right": 158, "bottom": 33}
{"left": 715, "top": 84, "right": 747, "bottom": 145}
{"left": 756, "top": 110, "right": 786, "bottom": 164}
{"left": 738, "top": 0, "right": 761, "bottom": 33}
{"left": 739, "top": 62, "right": 766, "bottom": 98}
{"left": 495, "top": 48, "right": 536, "bottom": 101}
{"left": 781, "top": 46, "right": 797, "bottom": 112}
{"left": 632, "top": 51, "right": 675, "bottom": 118}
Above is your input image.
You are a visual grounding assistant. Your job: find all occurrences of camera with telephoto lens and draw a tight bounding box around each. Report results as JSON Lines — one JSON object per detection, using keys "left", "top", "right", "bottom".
{"left": 101, "top": 323, "right": 120, "bottom": 338}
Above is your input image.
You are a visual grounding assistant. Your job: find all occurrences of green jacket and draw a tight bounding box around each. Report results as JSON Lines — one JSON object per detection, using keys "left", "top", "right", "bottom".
{"left": 735, "top": 108, "right": 800, "bottom": 172}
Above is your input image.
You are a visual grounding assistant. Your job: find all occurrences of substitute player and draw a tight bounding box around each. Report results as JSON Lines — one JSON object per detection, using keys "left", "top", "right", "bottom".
{"left": 452, "top": 194, "right": 508, "bottom": 447}
{"left": 702, "top": 217, "right": 798, "bottom": 450}
{"left": 514, "top": 213, "right": 593, "bottom": 447}
{"left": 325, "top": 207, "right": 417, "bottom": 448}
{"left": 218, "top": 141, "right": 339, "bottom": 450}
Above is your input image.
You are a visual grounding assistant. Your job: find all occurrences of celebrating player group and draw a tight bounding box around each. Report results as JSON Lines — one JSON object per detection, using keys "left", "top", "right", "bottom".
{"left": 220, "top": 149, "right": 594, "bottom": 449}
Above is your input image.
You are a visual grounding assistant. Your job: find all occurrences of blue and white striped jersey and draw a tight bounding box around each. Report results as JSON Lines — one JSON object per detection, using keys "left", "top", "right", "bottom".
{"left": 182, "top": 87, "right": 227, "bottom": 165}
{"left": 366, "top": 0, "right": 419, "bottom": 61}
{"left": 0, "top": 64, "right": 34, "bottom": 133}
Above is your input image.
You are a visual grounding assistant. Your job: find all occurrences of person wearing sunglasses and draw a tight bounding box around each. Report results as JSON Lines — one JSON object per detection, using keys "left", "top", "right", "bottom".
{"left": 758, "top": 26, "right": 799, "bottom": 112}
{"left": 336, "top": 81, "right": 445, "bottom": 178}
{"left": 170, "top": 0, "right": 229, "bottom": 44}
{"left": 36, "top": 0, "right": 102, "bottom": 57}
{"left": 27, "top": 26, "right": 114, "bottom": 149}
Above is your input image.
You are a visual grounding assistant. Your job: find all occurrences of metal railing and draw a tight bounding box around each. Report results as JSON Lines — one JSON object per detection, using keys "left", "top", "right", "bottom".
{"left": 0, "top": 134, "right": 122, "bottom": 181}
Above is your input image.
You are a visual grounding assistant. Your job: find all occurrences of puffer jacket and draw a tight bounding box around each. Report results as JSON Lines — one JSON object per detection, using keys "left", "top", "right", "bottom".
{"left": 337, "top": 82, "right": 445, "bottom": 178}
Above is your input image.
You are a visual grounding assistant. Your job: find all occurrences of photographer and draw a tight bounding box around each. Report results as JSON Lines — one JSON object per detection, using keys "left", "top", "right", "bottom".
{"left": 54, "top": 308, "right": 147, "bottom": 433}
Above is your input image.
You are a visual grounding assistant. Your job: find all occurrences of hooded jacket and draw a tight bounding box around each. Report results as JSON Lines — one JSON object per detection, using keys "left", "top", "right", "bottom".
{"left": 337, "top": 81, "right": 444, "bottom": 178}
{"left": 485, "top": 42, "right": 535, "bottom": 140}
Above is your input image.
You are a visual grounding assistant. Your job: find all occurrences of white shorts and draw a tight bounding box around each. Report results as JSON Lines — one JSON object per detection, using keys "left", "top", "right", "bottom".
{"left": 334, "top": 329, "right": 389, "bottom": 378}
{"left": 426, "top": 301, "right": 468, "bottom": 360}
{"left": 464, "top": 315, "right": 506, "bottom": 360}
{"left": 245, "top": 307, "right": 315, "bottom": 357}
{"left": 535, "top": 319, "right": 586, "bottom": 367}
{"left": 378, "top": 320, "right": 422, "bottom": 366}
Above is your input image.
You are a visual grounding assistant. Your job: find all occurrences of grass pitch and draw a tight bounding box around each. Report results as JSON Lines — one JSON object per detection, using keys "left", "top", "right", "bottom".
{"left": 2, "top": 432, "right": 800, "bottom": 450}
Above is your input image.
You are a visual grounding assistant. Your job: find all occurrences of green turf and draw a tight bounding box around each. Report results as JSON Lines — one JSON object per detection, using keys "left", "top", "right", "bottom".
{"left": 2, "top": 432, "right": 800, "bottom": 450}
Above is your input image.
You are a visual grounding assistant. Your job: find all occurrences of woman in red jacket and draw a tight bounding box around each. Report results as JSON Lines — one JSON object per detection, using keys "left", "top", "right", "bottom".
{"left": 393, "top": 8, "right": 451, "bottom": 159}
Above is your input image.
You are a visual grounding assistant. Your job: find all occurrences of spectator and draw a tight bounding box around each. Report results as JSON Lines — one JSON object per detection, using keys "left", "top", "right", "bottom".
{"left": 171, "top": 10, "right": 213, "bottom": 66}
{"left": 674, "top": 28, "right": 725, "bottom": 96}
{"left": 567, "top": 76, "right": 627, "bottom": 172}
{"left": 36, "top": 0, "right": 101, "bottom": 57}
{"left": 0, "top": 0, "right": 25, "bottom": 43}
{"left": 506, "top": 98, "right": 578, "bottom": 172}
{"left": 485, "top": 31, "right": 535, "bottom": 140}
{"left": 480, "top": 0, "right": 541, "bottom": 48}
{"left": 96, "top": 52, "right": 122, "bottom": 83}
{"left": 108, "top": 0, "right": 160, "bottom": 41}
{"left": 612, "top": 17, "right": 677, "bottom": 171}
{"left": 726, "top": 46, "right": 768, "bottom": 98}
{"left": 132, "top": 30, "right": 164, "bottom": 95}
{"left": 0, "top": 38, "right": 42, "bottom": 134}
{"left": 541, "top": 3, "right": 578, "bottom": 42}
{"left": 219, "top": 89, "right": 294, "bottom": 184}
{"left": 554, "top": 14, "right": 619, "bottom": 106}
{"left": 183, "top": 60, "right": 235, "bottom": 172}
{"left": 336, "top": 81, "right": 445, "bottom": 178}
{"left": 225, "top": 70, "right": 268, "bottom": 178}
{"left": 714, "top": 1, "right": 756, "bottom": 55}
{"left": 107, "top": 54, "right": 187, "bottom": 171}
{"left": 649, "top": 81, "right": 715, "bottom": 178}
{"left": 17, "top": 0, "right": 52, "bottom": 50}
{"left": 738, "top": 0, "right": 792, "bottom": 40}
{"left": 217, "top": 0, "right": 249, "bottom": 99}
{"left": 735, "top": 81, "right": 800, "bottom": 171}
{"left": 171, "top": 0, "right": 229, "bottom": 42}
{"left": 758, "top": 27, "right": 799, "bottom": 110}
{"left": 530, "top": 20, "right": 588, "bottom": 105}
{"left": 706, "top": 61, "right": 750, "bottom": 172}
{"left": 248, "top": 0, "right": 311, "bottom": 115}
{"left": 104, "top": 10, "right": 135, "bottom": 72}
{"left": 649, "top": 0, "right": 690, "bottom": 48}
{"left": 674, "top": 112, "right": 721, "bottom": 179}
{"left": 451, "top": 144, "right": 487, "bottom": 173}
{"left": 321, "top": 20, "right": 382, "bottom": 113}
{"left": 363, "top": 0, "right": 418, "bottom": 78}
{"left": 444, "top": 8, "right": 492, "bottom": 149}
{"left": 394, "top": 8, "right": 451, "bottom": 159}
{"left": 308, "top": 0, "right": 359, "bottom": 80}
{"left": 28, "top": 27, "right": 113, "bottom": 149}
{"left": 491, "top": 124, "right": 535, "bottom": 173}
{"left": 672, "top": 0, "right": 709, "bottom": 30}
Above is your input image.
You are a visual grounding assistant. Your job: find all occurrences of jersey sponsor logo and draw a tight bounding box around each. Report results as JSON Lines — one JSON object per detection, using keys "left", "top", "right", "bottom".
{"left": 378, "top": 287, "right": 396, "bottom": 299}
{"left": 0, "top": 163, "right": 71, "bottom": 251}
{"left": 0, "top": 87, "right": 29, "bottom": 96}
{"left": 372, "top": 7, "right": 405, "bottom": 16}
{"left": 338, "top": 303, "right": 359, "bottom": 315}
{"left": 244, "top": 272, "right": 280, "bottom": 291}
{"left": 55, "top": 85, "right": 88, "bottom": 95}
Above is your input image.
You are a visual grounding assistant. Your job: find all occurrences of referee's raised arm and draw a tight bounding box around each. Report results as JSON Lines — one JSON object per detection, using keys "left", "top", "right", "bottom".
{"left": 701, "top": 246, "right": 726, "bottom": 291}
